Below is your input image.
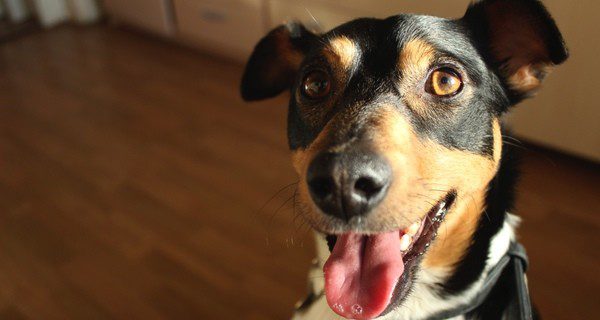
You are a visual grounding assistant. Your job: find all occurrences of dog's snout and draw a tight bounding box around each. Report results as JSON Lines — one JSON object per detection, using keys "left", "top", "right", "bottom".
{"left": 307, "top": 151, "right": 391, "bottom": 221}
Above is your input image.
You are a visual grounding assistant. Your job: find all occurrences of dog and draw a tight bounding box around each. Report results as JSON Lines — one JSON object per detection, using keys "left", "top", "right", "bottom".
{"left": 240, "top": 0, "right": 567, "bottom": 319}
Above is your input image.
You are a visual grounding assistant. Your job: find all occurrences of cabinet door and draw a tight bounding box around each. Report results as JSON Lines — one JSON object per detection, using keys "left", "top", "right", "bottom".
{"left": 103, "top": 0, "right": 174, "bottom": 36}
{"left": 173, "top": 0, "right": 264, "bottom": 61}
{"left": 267, "top": 0, "right": 472, "bottom": 32}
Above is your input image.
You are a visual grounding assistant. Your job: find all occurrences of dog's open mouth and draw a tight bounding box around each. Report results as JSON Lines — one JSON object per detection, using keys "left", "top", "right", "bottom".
{"left": 323, "top": 191, "right": 456, "bottom": 319}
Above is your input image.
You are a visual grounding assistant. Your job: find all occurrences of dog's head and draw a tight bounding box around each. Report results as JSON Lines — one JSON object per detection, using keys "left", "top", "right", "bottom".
{"left": 241, "top": 0, "right": 566, "bottom": 318}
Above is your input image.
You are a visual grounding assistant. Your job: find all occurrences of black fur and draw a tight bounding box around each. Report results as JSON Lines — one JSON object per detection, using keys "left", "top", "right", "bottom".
{"left": 284, "top": 15, "right": 504, "bottom": 154}
{"left": 240, "top": 0, "right": 567, "bottom": 318}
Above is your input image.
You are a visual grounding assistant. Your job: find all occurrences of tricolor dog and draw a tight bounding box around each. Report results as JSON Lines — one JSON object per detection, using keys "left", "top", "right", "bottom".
{"left": 240, "top": 0, "right": 567, "bottom": 319}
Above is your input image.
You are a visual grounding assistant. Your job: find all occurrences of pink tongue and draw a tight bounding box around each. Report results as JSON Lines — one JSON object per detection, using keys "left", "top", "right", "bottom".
{"left": 324, "top": 231, "right": 404, "bottom": 319}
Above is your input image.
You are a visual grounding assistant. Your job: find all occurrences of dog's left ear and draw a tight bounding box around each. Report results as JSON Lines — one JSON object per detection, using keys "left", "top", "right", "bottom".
{"left": 240, "top": 22, "right": 318, "bottom": 101}
{"left": 463, "top": 0, "right": 568, "bottom": 102}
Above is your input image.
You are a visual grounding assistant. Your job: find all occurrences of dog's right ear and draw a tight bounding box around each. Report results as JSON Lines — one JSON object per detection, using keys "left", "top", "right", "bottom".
{"left": 240, "top": 23, "right": 318, "bottom": 101}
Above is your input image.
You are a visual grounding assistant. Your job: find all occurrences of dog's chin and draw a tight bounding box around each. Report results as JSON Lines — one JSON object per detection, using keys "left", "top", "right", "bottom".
{"left": 309, "top": 191, "right": 457, "bottom": 319}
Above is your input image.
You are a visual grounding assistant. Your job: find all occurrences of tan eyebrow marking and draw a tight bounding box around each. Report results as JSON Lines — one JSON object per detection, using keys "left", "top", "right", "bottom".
{"left": 398, "top": 39, "right": 438, "bottom": 116}
{"left": 325, "top": 36, "right": 359, "bottom": 71}
{"left": 399, "top": 38, "right": 437, "bottom": 74}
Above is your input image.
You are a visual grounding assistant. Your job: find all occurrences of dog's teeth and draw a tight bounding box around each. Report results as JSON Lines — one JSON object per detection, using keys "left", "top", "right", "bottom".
{"left": 400, "top": 234, "right": 412, "bottom": 251}
{"left": 406, "top": 221, "right": 420, "bottom": 236}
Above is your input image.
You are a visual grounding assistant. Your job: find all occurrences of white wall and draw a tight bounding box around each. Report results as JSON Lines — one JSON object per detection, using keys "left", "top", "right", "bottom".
{"left": 68, "top": 0, "right": 100, "bottom": 24}
{"left": 31, "top": 0, "right": 70, "bottom": 27}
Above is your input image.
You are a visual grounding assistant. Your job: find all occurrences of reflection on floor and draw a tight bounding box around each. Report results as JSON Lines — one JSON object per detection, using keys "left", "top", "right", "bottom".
{"left": 0, "top": 26, "right": 598, "bottom": 320}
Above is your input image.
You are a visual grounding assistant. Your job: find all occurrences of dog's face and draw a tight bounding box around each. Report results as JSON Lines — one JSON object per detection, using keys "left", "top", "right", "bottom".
{"left": 241, "top": 0, "right": 566, "bottom": 319}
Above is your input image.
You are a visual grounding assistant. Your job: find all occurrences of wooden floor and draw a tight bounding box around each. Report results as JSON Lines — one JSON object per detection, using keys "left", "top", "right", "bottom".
{"left": 0, "top": 26, "right": 597, "bottom": 319}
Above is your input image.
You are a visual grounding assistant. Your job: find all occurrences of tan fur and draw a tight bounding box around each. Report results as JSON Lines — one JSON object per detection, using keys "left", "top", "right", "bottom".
{"left": 292, "top": 104, "right": 501, "bottom": 242}
{"left": 292, "top": 39, "right": 503, "bottom": 266}
{"left": 399, "top": 39, "right": 436, "bottom": 74}
{"left": 423, "top": 119, "right": 502, "bottom": 269}
{"left": 375, "top": 106, "right": 500, "bottom": 226}
{"left": 492, "top": 119, "right": 502, "bottom": 164}
{"left": 325, "top": 36, "right": 358, "bottom": 71}
{"left": 422, "top": 189, "right": 487, "bottom": 268}
{"left": 506, "top": 63, "right": 552, "bottom": 93}
{"left": 398, "top": 39, "right": 437, "bottom": 116}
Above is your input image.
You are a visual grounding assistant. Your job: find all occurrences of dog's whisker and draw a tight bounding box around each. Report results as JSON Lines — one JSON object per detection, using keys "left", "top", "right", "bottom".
{"left": 304, "top": 8, "right": 323, "bottom": 33}
{"left": 255, "top": 181, "right": 298, "bottom": 217}
{"left": 267, "top": 193, "right": 296, "bottom": 229}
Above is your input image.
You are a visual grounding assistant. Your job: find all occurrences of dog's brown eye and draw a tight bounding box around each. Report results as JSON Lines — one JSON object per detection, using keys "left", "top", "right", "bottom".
{"left": 427, "top": 68, "right": 463, "bottom": 97}
{"left": 301, "top": 71, "right": 331, "bottom": 99}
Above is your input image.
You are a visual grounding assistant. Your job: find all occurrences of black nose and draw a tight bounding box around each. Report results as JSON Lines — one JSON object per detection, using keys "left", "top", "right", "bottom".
{"left": 307, "top": 151, "right": 392, "bottom": 221}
